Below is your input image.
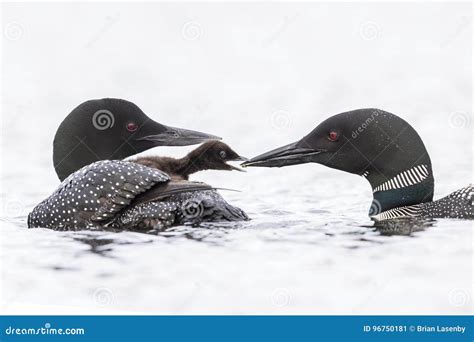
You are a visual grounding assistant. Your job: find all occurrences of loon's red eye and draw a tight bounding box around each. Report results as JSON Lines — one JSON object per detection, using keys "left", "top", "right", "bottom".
{"left": 328, "top": 130, "right": 338, "bottom": 141}
{"left": 127, "top": 122, "right": 138, "bottom": 132}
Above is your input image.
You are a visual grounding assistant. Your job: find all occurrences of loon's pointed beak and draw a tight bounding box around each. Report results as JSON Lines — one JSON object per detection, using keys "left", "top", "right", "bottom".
{"left": 137, "top": 125, "right": 221, "bottom": 147}
{"left": 228, "top": 156, "right": 249, "bottom": 172}
{"left": 241, "top": 141, "right": 324, "bottom": 168}
{"left": 234, "top": 156, "right": 249, "bottom": 162}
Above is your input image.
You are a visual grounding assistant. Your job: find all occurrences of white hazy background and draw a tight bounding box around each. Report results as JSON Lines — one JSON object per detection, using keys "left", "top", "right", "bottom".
{"left": 0, "top": 2, "right": 472, "bottom": 314}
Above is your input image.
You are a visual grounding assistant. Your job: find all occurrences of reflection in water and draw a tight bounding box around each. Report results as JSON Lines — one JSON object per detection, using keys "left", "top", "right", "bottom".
{"left": 159, "top": 221, "right": 246, "bottom": 244}
{"left": 53, "top": 216, "right": 438, "bottom": 259}
{"left": 70, "top": 232, "right": 156, "bottom": 257}
{"left": 373, "top": 218, "right": 436, "bottom": 236}
{"left": 8, "top": 213, "right": 439, "bottom": 252}
{"left": 64, "top": 221, "right": 247, "bottom": 257}
{"left": 72, "top": 236, "right": 117, "bottom": 257}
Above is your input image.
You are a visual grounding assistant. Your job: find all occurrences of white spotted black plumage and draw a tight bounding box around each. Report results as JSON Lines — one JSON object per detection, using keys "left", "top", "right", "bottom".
{"left": 28, "top": 160, "right": 248, "bottom": 231}
{"left": 28, "top": 160, "right": 169, "bottom": 230}
{"left": 117, "top": 190, "right": 248, "bottom": 231}
{"left": 371, "top": 184, "right": 473, "bottom": 221}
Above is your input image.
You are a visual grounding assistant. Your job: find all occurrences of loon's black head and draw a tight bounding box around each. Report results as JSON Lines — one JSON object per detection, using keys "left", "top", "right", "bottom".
{"left": 186, "top": 141, "right": 248, "bottom": 172}
{"left": 53, "top": 98, "right": 220, "bottom": 181}
{"left": 243, "top": 108, "right": 434, "bottom": 214}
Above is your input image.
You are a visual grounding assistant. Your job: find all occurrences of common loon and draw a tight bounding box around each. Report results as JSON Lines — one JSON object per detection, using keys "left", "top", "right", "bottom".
{"left": 28, "top": 98, "right": 248, "bottom": 231}
{"left": 242, "top": 108, "right": 473, "bottom": 221}
{"left": 53, "top": 98, "right": 222, "bottom": 181}
{"left": 133, "top": 140, "right": 247, "bottom": 180}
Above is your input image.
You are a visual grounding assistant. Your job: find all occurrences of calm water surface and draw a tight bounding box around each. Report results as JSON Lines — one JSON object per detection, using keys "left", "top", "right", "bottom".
{"left": 1, "top": 144, "right": 472, "bottom": 314}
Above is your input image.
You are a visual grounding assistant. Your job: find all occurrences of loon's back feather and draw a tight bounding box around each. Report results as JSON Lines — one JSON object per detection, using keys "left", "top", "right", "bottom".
{"left": 119, "top": 190, "right": 248, "bottom": 231}
{"left": 28, "top": 160, "right": 248, "bottom": 231}
{"left": 28, "top": 160, "right": 169, "bottom": 229}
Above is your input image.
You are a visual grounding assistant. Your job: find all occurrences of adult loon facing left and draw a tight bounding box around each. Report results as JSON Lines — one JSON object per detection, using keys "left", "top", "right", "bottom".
{"left": 242, "top": 108, "right": 472, "bottom": 221}
{"left": 28, "top": 98, "right": 248, "bottom": 231}
{"left": 53, "top": 98, "right": 222, "bottom": 181}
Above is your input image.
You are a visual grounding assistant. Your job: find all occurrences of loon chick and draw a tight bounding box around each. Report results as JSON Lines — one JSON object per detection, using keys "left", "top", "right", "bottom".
{"left": 242, "top": 108, "right": 473, "bottom": 221}
{"left": 28, "top": 98, "right": 248, "bottom": 231}
{"left": 133, "top": 140, "right": 247, "bottom": 180}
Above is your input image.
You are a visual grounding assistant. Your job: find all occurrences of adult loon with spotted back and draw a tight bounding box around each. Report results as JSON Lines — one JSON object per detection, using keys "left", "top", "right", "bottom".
{"left": 242, "top": 108, "right": 472, "bottom": 221}
{"left": 28, "top": 98, "right": 248, "bottom": 231}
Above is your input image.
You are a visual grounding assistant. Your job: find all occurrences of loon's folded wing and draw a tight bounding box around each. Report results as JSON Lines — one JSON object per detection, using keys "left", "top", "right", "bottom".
{"left": 130, "top": 180, "right": 214, "bottom": 206}
{"left": 440, "top": 184, "right": 473, "bottom": 202}
{"left": 421, "top": 184, "right": 473, "bottom": 219}
{"left": 28, "top": 160, "right": 170, "bottom": 229}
